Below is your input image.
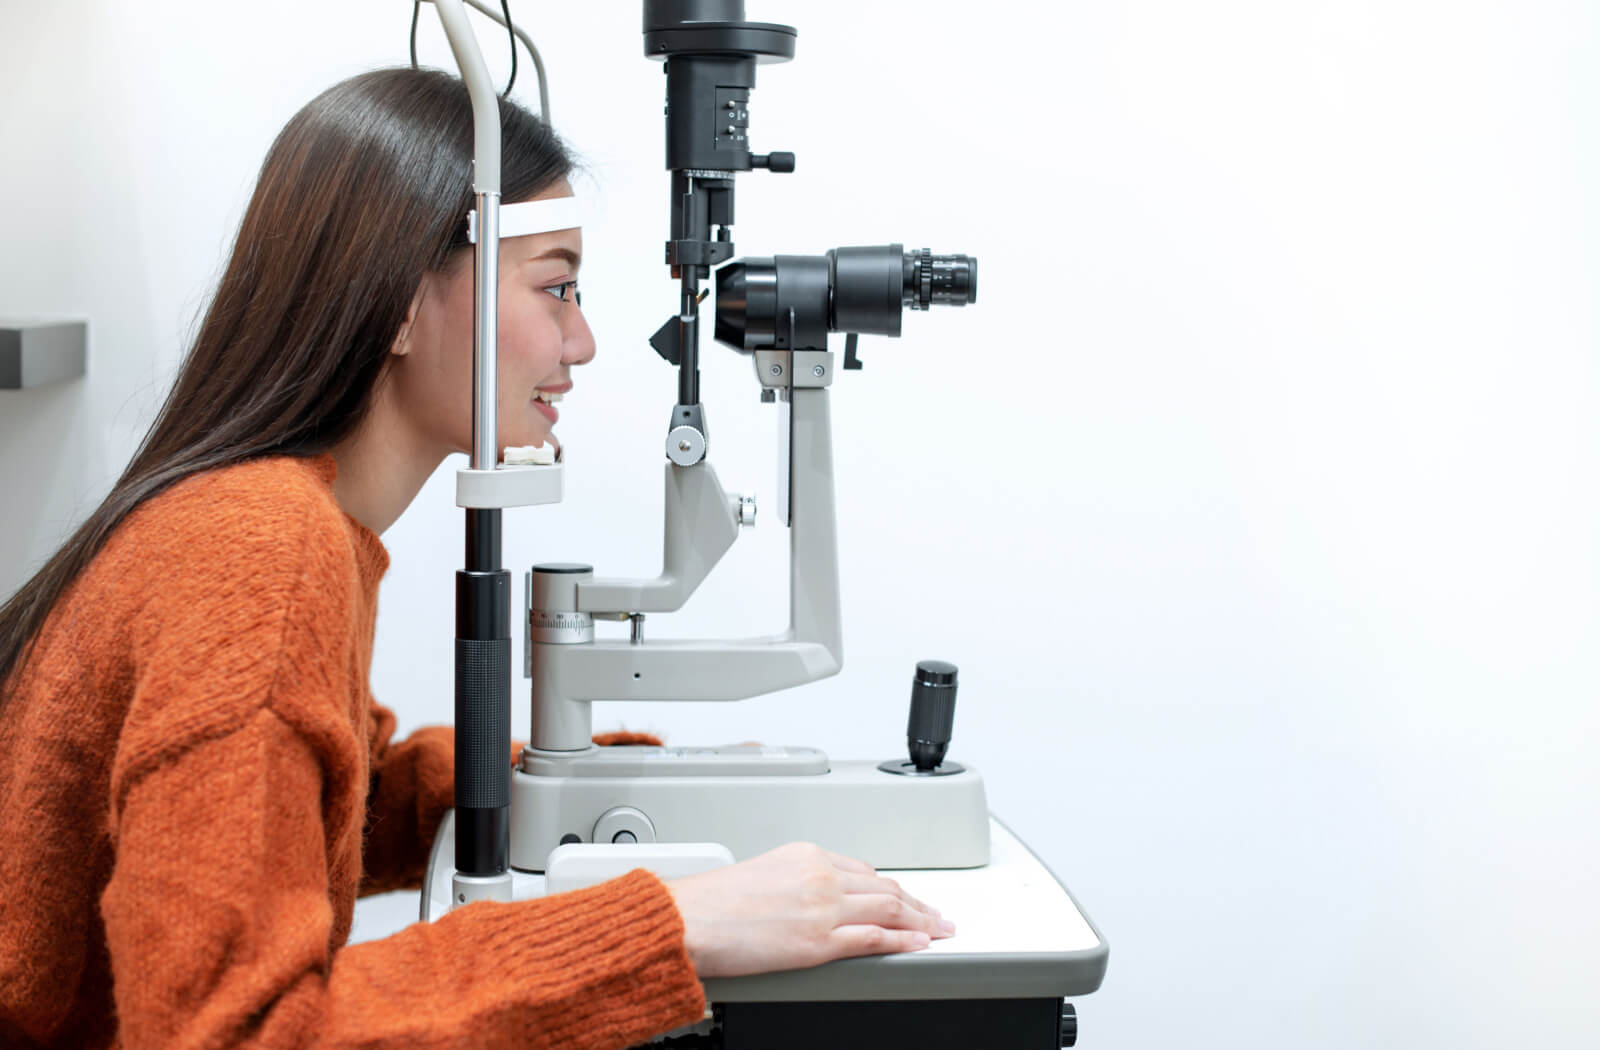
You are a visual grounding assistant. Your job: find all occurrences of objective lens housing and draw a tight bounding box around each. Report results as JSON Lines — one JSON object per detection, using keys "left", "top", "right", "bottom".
{"left": 714, "top": 244, "right": 977, "bottom": 352}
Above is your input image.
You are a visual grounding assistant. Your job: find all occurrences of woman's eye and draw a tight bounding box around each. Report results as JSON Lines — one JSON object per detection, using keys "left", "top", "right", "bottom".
{"left": 542, "top": 281, "right": 576, "bottom": 302}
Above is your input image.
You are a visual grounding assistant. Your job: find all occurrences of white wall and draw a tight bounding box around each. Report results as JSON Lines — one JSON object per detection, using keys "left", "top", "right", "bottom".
{"left": 3, "top": 2, "right": 1597, "bottom": 1047}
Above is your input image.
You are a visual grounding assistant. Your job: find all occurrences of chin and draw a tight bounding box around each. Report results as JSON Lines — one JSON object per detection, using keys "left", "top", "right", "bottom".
{"left": 500, "top": 428, "right": 554, "bottom": 452}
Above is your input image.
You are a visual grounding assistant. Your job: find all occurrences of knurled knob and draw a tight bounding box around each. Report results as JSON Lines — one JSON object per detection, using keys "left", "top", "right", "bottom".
{"left": 907, "top": 660, "right": 959, "bottom": 771}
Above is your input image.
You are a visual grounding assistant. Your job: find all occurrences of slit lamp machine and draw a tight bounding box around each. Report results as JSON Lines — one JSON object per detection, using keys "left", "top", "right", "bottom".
{"left": 415, "top": 3, "right": 1107, "bottom": 1046}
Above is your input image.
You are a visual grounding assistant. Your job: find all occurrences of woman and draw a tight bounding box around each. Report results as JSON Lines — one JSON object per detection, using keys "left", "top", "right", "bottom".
{"left": 0, "top": 69, "right": 951, "bottom": 1050}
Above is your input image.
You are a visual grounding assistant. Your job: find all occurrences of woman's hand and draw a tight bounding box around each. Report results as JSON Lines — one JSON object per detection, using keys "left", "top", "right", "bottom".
{"left": 664, "top": 842, "right": 955, "bottom": 979}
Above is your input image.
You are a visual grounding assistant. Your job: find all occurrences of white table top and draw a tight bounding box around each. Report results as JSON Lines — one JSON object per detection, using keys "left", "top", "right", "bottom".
{"left": 425, "top": 813, "right": 1108, "bottom": 1002}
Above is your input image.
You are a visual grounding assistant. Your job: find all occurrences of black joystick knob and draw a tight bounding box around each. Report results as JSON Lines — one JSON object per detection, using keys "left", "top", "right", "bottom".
{"left": 751, "top": 151, "right": 796, "bottom": 172}
{"left": 907, "top": 660, "right": 958, "bottom": 771}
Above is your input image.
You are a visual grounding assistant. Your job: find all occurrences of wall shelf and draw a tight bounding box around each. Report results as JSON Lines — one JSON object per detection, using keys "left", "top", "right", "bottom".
{"left": 1, "top": 321, "right": 87, "bottom": 389}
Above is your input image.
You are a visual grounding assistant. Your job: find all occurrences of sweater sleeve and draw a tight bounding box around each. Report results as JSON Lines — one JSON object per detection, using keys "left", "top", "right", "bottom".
{"left": 102, "top": 706, "right": 706, "bottom": 1050}
{"left": 359, "top": 705, "right": 455, "bottom": 895}
{"left": 360, "top": 710, "right": 533, "bottom": 895}
{"left": 360, "top": 712, "right": 666, "bottom": 895}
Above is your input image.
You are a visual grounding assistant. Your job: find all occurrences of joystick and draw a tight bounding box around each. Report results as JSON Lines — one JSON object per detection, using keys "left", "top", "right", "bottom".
{"left": 878, "top": 660, "right": 966, "bottom": 777}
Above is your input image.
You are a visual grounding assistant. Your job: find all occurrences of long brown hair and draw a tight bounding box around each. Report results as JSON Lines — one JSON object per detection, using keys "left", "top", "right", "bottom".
{"left": 0, "top": 67, "right": 573, "bottom": 695}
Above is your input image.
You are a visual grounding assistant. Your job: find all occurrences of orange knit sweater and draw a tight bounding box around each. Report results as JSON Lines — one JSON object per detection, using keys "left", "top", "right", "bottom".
{"left": 0, "top": 455, "right": 704, "bottom": 1049}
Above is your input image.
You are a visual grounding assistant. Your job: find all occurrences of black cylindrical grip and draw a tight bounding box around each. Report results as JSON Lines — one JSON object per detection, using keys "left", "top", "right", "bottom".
{"left": 831, "top": 244, "right": 905, "bottom": 338}
{"left": 454, "top": 638, "right": 511, "bottom": 809}
{"left": 455, "top": 806, "right": 509, "bottom": 876}
{"left": 773, "top": 254, "right": 831, "bottom": 349}
{"left": 456, "top": 570, "right": 510, "bottom": 639}
{"left": 464, "top": 509, "right": 501, "bottom": 575}
{"left": 907, "top": 660, "right": 959, "bottom": 772}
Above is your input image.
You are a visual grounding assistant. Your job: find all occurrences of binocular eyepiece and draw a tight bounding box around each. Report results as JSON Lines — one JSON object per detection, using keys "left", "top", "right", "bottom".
{"left": 714, "top": 245, "right": 977, "bottom": 353}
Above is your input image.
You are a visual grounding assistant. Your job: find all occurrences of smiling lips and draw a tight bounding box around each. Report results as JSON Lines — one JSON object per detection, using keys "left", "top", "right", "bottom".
{"left": 532, "top": 385, "right": 566, "bottom": 423}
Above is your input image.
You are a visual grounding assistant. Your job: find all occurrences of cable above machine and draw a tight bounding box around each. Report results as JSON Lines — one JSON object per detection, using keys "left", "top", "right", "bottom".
{"left": 411, "top": 0, "right": 551, "bottom": 119}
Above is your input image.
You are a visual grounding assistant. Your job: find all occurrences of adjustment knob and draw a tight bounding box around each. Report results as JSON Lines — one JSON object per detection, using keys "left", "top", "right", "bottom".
{"left": 751, "top": 151, "right": 796, "bottom": 172}
{"left": 1060, "top": 1002, "right": 1078, "bottom": 1048}
{"left": 666, "top": 424, "right": 706, "bottom": 466}
{"left": 593, "top": 806, "right": 656, "bottom": 846}
{"left": 907, "top": 660, "right": 958, "bottom": 772}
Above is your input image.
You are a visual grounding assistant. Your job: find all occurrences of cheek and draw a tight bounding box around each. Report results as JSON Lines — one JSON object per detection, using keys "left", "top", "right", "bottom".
{"left": 383, "top": 345, "right": 473, "bottom": 454}
{"left": 497, "top": 303, "right": 562, "bottom": 385}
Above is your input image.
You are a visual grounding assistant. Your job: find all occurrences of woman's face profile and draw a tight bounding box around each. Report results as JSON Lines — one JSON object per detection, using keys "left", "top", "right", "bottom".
{"left": 390, "top": 178, "right": 596, "bottom": 457}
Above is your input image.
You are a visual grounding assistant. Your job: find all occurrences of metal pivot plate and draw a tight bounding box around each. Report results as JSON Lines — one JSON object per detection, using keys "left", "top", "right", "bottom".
{"left": 667, "top": 424, "right": 707, "bottom": 465}
{"left": 878, "top": 759, "right": 968, "bottom": 777}
{"left": 754, "top": 350, "right": 835, "bottom": 389}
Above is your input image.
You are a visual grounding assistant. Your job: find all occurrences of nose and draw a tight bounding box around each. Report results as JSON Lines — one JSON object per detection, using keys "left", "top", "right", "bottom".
{"left": 562, "top": 298, "right": 596, "bottom": 368}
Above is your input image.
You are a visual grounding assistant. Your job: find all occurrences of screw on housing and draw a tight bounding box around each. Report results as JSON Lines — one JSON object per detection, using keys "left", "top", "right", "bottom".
{"left": 713, "top": 245, "right": 977, "bottom": 354}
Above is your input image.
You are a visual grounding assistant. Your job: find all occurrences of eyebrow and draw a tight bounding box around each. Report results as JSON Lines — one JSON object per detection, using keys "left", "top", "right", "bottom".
{"left": 528, "top": 247, "right": 581, "bottom": 270}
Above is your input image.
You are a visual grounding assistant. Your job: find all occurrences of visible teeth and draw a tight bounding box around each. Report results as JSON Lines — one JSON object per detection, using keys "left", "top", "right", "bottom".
{"left": 504, "top": 443, "right": 555, "bottom": 466}
{"left": 535, "top": 390, "right": 564, "bottom": 404}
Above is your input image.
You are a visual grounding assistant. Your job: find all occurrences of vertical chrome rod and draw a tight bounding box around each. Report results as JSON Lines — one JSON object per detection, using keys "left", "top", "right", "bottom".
{"left": 678, "top": 271, "right": 700, "bottom": 406}
{"left": 472, "top": 191, "right": 500, "bottom": 469}
{"left": 432, "top": 0, "right": 513, "bottom": 905}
